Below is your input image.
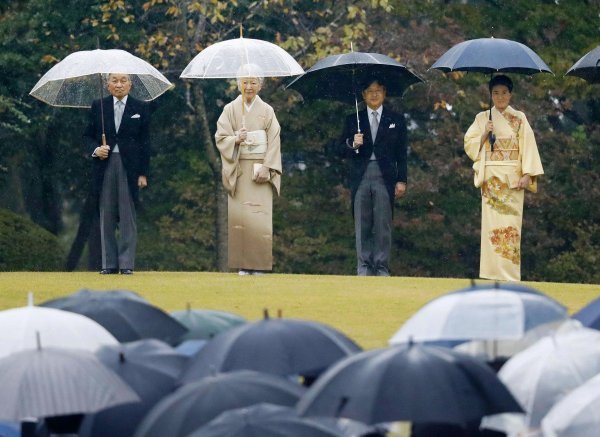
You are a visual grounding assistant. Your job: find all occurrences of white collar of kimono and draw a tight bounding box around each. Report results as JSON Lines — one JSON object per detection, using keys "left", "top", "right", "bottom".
{"left": 243, "top": 95, "right": 259, "bottom": 112}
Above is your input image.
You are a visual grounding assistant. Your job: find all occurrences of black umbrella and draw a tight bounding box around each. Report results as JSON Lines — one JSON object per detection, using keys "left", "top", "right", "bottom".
{"left": 78, "top": 339, "right": 188, "bottom": 437}
{"left": 286, "top": 51, "right": 423, "bottom": 132}
{"left": 430, "top": 37, "right": 553, "bottom": 148}
{"left": 178, "top": 315, "right": 361, "bottom": 384}
{"left": 566, "top": 45, "right": 600, "bottom": 83}
{"left": 0, "top": 346, "right": 139, "bottom": 422}
{"left": 41, "top": 289, "right": 188, "bottom": 345}
{"left": 133, "top": 370, "right": 305, "bottom": 437}
{"left": 188, "top": 403, "right": 345, "bottom": 437}
{"left": 296, "top": 343, "right": 523, "bottom": 426}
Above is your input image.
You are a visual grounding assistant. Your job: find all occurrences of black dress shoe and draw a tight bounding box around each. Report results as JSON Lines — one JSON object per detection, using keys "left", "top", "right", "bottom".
{"left": 120, "top": 269, "right": 134, "bottom": 275}
{"left": 99, "top": 268, "right": 118, "bottom": 275}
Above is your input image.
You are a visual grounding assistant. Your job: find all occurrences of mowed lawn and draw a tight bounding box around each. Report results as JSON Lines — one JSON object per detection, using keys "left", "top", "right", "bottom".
{"left": 0, "top": 272, "right": 598, "bottom": 349}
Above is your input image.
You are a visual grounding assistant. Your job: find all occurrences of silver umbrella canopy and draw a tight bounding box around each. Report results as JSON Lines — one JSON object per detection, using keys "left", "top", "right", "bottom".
{"left": 566, "top": 45, "right": 600, "bottom": 83}
{"left": 0, "top": 343, "right": 139, "bottom": 422}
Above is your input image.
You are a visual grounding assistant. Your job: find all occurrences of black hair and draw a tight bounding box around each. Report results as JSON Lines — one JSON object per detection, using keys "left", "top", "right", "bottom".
{"left": 361, "top": 77, "right": 386, "bottom": 92}
{"left": 488, "top": 74, "right": 513, "bottom": 93}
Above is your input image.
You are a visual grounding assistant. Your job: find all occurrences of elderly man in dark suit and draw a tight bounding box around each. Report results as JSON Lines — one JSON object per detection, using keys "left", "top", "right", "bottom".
{"left": 83, "top": 73, "right": 150, "bottom": 275}
{"left": 339, "top": 78, "right": 408, "bottom": 276}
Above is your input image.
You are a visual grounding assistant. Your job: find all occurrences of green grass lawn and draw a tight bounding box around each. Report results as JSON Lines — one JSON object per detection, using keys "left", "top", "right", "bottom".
{"left": 1, "top": 272, "right": 598, "bottom": 349}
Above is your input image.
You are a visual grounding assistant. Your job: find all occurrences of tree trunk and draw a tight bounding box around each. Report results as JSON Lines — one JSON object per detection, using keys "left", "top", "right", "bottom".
{"left": 192, "top": 84, "right": 229, "bottom": 272}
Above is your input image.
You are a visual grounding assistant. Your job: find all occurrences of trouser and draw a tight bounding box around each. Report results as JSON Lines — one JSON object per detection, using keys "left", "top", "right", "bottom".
{"left": 99, "top": 153, "right": 136, "bottom": 270}
{"left": 354, "top": 161, "right": 392, "bottom": 276}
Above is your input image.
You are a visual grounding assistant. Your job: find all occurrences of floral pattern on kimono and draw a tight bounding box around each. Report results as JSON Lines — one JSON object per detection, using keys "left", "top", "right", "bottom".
{"left": 481, "top": 176, "right": 519, "bottom": 216}
{"left": 489, "top": 226, "right": 521, "bottom": 265}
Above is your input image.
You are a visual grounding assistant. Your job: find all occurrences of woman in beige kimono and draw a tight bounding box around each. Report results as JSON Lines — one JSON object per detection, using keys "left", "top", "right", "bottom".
{"left": 464, "top": 75, "right": 543, "bottom": 282}
{"left": 215, "top": 64, "right": 282, "bottom": 275}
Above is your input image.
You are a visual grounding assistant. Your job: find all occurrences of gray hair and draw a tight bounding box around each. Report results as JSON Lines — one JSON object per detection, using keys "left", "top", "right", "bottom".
{"left": 236, "top": 64, "right": 264, "bottom": 89}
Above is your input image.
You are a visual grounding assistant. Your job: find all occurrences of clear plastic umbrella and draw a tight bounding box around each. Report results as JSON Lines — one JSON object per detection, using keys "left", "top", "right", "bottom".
{"left": 180, "top": 36, "right": 304, "bottom": 79}
{"left": 482, "top": 327, "right": 600, "bottom": 435}
{"left": 30, "top": 49, "right": 173, "bottom": 108}
{"left": 541, "top": 372, "right": 600, "bottom": 437}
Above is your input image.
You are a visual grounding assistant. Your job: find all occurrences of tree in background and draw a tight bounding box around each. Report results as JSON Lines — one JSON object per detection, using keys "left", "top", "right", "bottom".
{"left": 0, "top": 0, "right": 597, "bottom": 282}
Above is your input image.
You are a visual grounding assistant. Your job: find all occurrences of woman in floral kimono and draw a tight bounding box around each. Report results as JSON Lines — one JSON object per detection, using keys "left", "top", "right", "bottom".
{"left": 464, "top": 75, "right": 544, "bottom": 281}
{"left": 215, "top": 64, "right": 282, "bottom": 275}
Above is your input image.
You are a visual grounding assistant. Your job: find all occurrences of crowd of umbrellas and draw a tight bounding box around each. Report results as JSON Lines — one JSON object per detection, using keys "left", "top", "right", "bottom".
{"left": 0, "top": 283, "right": 599, "bottom": 437}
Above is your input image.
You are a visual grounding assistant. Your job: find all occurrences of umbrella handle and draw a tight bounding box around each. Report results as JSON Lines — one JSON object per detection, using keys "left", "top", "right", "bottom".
{"left": 101, "top": 133, "right": 107, "bottom": 147}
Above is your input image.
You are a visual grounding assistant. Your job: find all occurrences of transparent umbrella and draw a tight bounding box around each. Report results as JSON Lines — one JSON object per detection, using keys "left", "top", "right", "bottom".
{"left": 180, "top": 35, "right": 303, "bottom": 79}
{"left": 541, "top": 372, "right": 600, "bottom": 437}
{"left": 30, "top": 49, "right": 173, "bottom": 108}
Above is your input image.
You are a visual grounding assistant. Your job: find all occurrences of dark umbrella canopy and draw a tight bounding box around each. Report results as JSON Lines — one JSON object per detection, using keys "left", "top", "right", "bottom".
{"left": 78, "top": 339, "right": 188, "bottom": 437}
{"left": 573, "top": 296, "right": 600, "bottom": 330}
{"left": 0, "top": 347, "right": 139, "bottom": 422}
{"left": 179, "top": 318, "right": 361, "bottom": 383}
{"left": 170, "top": 308, "right": 246, "bottom": 341}
{"left": 566, "top": 45, "right": 600, "bottom": 83}
{"left": 189, "top": 403, "right": 344, "bottom": 437}
{"left": 41, "top": 289, "right": 188, "bottom": 345}
{"left": 430, "top": 37, "right": 553, "bottom": 74}
{"left": 297, "top": 344, "right": 523, "bottom": 426}
{"left": 133, "top": 370, "right": 305, "bottom": 437}
{"left": 286, "top": 51, "right": 423, "bottom": 104}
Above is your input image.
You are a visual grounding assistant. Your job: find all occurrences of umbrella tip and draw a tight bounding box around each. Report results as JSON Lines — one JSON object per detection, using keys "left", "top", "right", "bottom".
{"left": 119, "top": 352, "right": 126, "bottom": 363}
{"left": 186, "top": 302, "right": 191, "bottom": 312}
{"left": 350, "top": 41, "right": 354, "bottom": 52}
{"left": 36, "top": 331, "right": 42, "bottom": 351}
{"left": 263, "top": 308, "right": 270, "bottom": 320}
{"left": 277, "top": 309, "right": 282, "bottom": 319}
{"left": 494, "top": 281, "right": 500, "bottom": 289}
{"left": 240, "top": 24, "right": 243, "bottom": 38}
{"left": 470, "top": 278, "right": 476, "bottom": 287}
{"left": 28, "top": 291, "right": 34, "bottom": 306}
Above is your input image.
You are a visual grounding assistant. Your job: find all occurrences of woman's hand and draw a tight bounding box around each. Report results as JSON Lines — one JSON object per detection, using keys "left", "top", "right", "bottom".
{"left": 235, "top": 128, "right": 248, "bottom": 145}
{"left": 518, "top": 174, "right": 531, "bottom": 190}
{"left": 480, "top": 120, "right": 494, "bottom": 146}
{"left": 255, "top": 165, "right": 271, "bottom": 183}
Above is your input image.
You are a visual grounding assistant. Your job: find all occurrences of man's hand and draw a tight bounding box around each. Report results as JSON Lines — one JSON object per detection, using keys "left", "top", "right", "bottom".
{"left": 95, "top": 145, "right": 110, "bottom": 160}
{"left": 138, "top": 175, "right": 148, "bottom": 188}
{"left": 353, "top": 133, "right": 364, "bottom": 148}
{"left": 395, "top": 182, "right": 407, "bottom": 199}
{"left": 254, "top": 165, "right": 271, "bottom": 183}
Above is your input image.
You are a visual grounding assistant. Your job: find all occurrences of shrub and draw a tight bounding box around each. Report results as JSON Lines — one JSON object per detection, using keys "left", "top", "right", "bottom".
{"left": 0, "top": 208, "right": 64, "bottom": 271}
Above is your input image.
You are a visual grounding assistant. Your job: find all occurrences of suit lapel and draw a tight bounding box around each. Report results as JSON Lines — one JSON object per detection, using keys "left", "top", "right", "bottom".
{"left": 120, "top": 98, "right": 135, "bottom": 130}
{"left": 102, "top": 96, "right": 116, "bottom": 135}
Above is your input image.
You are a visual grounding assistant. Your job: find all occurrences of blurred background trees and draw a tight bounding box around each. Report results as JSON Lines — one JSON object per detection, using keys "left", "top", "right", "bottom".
{"left": 0, "top": 0, "right": 597, "bottom": 282}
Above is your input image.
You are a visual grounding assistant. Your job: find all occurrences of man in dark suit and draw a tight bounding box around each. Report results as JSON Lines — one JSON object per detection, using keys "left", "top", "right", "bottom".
{"left": 83, "top": 73, "right": 150, "bottom": 275}
{"left": 339, "top": 78, "right": 408, "bottom": 276}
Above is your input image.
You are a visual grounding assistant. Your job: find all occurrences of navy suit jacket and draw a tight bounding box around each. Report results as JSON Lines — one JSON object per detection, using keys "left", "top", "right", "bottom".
{"left": 83, "top": 95, "right": 151, "bottom": 205}
{"left": 339, "top": 106, "right": 408, "bottom": 211}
